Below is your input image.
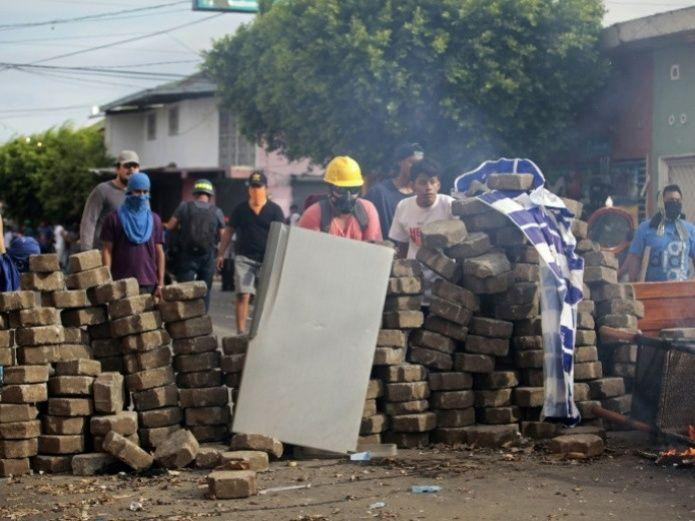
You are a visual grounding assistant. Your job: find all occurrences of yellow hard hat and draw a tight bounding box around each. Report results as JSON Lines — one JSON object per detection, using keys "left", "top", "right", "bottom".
{"left": 323, "top": 156, "right": 363, "bottom": 188}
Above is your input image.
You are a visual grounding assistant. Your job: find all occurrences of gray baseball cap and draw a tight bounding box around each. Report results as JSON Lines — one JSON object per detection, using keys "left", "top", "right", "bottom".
{"left": 116, "top": 150, "right": 140, "bottom": 165}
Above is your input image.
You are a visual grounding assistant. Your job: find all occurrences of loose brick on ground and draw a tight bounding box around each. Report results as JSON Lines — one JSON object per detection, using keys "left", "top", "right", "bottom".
{"left": 103, "top": 431, "right": 153, "bottom": 471}
{"left": 464, "top": 424, "right": 520, "bottom": 448}
{"left": 0, "top": 457, "right": 30, "bottom": 477}
{"left": 72, "top": 453, "right": 118, "bottom": 476}
{"left": 138, "top": 425, "right": 181, "bottom": 450}
{"left": 207, "top": 470, "right": 257, "bottom": 499}
{"left": 154, "top": 429, "right": 199, "bottom": 469}
{"left": 548, "top": 434, "right": 604, "bottom": 457}
{"left": 229, "top": 433, "right": 283, "bottom": 459}
{"left": 220, "top": 450, "right": 269, "bottom": 472}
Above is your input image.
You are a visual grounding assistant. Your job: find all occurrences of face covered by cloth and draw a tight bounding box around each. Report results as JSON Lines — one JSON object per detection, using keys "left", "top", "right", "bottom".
{"left": 118, "top": 172, "right": 153, "bottom": 244}
{"left": 665, "top": 200, "right": 683, "bottom": 221}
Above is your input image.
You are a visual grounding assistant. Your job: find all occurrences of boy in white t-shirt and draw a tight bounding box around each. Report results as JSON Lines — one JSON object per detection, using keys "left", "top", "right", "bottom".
{"left": 388, "top": 158, "right": 454, "bottom": 259}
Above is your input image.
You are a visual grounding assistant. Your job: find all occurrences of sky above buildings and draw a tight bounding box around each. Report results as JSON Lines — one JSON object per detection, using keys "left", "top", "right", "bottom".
{"left": 0, "top": 0, "right": 691, "bottom": 143}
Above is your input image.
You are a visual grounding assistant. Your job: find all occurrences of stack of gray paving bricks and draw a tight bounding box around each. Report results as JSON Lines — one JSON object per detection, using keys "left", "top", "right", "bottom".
{"left": 0, "top": 364, "right": 48, "bottom": 476}
{"left": 221, "top": 335, "right": 247, "bottom": 422}
{"left": 107, "top": 282, "right": 180, "bottom": 451}
{"left": 90, "top": 370, "right": 137, "bottom": 450}
{"left": 359, "top": 377, "right": 386, "bottom": 444}
{"left": 377, "top": 259, "right": 432, "bottom": 448}
{"left": 37, "top": 359, "right": 98, "bottom": 471}
{"left": 161, "top": 281, "right": 228, "bottom": 444}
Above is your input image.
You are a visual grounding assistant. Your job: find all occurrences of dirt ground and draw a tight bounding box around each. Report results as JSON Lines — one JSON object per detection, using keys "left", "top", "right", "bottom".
{"left": 0, "top": 432, "right": 693, "bottom": 521}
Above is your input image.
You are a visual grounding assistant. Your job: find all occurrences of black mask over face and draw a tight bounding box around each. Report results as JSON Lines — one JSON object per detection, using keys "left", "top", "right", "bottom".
{"left": 665, "top": 200, "right": 683, "bottom": 221}
{"left": 330, "top": 187, "right": 359, "bottom": 214}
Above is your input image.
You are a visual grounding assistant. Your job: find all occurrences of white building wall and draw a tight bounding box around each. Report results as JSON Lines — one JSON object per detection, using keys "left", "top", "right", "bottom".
{"left": 105, "top": 97, "right": 219, "bottom": 169}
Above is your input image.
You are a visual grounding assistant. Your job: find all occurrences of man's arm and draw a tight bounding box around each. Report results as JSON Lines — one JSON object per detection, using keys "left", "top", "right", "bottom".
{"left": 80, "top": 186, "right": 104, "bottom": 251}
{"left": 624, "top": 252, "right": 641, "bottom": 282}
{"left": 155, "top": 243, "right": 166, "bottom": 295}
{"left": 216, "top": 226, "right": 234, "bottom": 270}
{"left": 101, "top": 241, "right": 113, "bottom": 270}
{"left": 164, "top": 216, "right": 179, "bottom": 231}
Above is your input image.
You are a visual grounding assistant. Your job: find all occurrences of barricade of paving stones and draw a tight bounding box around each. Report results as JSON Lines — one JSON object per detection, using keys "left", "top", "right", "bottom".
{"left": 366, "top": 176, "right": 635, "bottom": 449}
{"left": 160, "top": 281, "right": 230, "bottom": 444}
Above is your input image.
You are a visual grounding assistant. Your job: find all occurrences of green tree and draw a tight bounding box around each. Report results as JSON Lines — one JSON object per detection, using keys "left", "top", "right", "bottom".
{"left": 205, "top": 0, "right": 607, "bottom": 181}
{"left": 0, "top": 124, "right": 111, "bottom": 224}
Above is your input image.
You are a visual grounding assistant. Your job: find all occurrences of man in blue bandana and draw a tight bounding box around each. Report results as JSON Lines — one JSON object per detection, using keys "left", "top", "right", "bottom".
{"left": 100, "top": 173, "right": 165, "bottom": 296}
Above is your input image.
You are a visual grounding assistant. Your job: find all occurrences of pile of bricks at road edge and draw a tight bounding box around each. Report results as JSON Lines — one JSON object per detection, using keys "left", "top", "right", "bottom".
{"left": 158, "top": 281, "right": 231, "bottom": 444}
{"left": 367, "top": 173, "right": 635, "bottom": 449}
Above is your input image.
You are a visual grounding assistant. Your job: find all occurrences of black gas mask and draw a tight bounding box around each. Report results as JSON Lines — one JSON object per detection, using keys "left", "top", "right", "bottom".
{"left": 329, "top": 186, "right": 360, "bottom": 214}
{"left": 664, "top": 200, "right": 683, "bottom": 221}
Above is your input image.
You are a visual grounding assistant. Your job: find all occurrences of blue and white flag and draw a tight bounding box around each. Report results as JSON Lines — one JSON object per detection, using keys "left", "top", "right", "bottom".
{"left": 454, "top": 158, "right": 583, "bottom": 424}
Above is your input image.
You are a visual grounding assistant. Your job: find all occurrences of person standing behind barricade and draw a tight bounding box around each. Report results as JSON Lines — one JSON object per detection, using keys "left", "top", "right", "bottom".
{"left": 80, "top": 150, "right": 139, "bottom": 251}
{"left": 625, "top": 184, "right": 695, "bottom": 282}
{"left": 165, "top": 178, "right": 225, "bottom": 311}
{"left": 298, "top": 156, "right": 382, "bottom": 241}
{"left": 388, "top": 158, "right": 454, "bottom": 297}
{"left": 365, "top": 143, "right": 424, "bottom": 240}
{"left": 100, "top": 172, "right": 165, "bottom": 297}
{"left": 216, "top": 170, "right": 285, "bottom": 335}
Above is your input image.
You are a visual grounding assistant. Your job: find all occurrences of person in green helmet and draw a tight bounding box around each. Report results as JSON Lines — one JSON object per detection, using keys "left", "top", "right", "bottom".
{"left": 165, "top": 178, "right": 225, "bottom": 310}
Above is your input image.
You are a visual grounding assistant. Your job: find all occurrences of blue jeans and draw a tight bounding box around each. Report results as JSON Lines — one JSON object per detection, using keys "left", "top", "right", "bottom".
{"left": 176, "top": 250, "right": 216, "bottom": 310}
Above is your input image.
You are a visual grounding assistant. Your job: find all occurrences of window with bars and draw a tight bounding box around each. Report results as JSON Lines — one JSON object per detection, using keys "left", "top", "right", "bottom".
{"left": 218, "top": 109, "right": 255, "bottom": 168}
{"left": 168, "top": 106, "right": 179, "bottom": 136}
{"left": 146, "top": 112, "right": 156, "bottom": 141}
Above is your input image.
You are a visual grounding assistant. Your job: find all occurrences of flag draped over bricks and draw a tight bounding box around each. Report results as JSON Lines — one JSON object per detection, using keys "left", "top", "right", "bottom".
{"left": 454, "top": 158, "right": 583, "bottom": 424}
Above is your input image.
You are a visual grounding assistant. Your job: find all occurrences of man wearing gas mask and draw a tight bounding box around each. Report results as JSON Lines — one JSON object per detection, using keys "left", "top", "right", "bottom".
{"left": 298, "top": 156, "right": 382, "bottom": 241}
{"left": 626, "top": 184, "right": 695, "bottom": 281}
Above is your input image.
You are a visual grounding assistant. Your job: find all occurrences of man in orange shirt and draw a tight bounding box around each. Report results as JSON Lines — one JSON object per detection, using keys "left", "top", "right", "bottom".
{"left": 298, "top": 156, "right": 382, "bottom": 241}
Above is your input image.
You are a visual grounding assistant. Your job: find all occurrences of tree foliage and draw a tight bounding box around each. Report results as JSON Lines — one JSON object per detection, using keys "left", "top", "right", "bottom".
{"left": 0, "top": 124, "right": 111, "bottom": 224}
{"left": 205, "top": 0, "right": 608, "bottom": 181}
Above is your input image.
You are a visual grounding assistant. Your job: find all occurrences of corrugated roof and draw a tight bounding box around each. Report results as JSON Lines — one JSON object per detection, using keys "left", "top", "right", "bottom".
{"left": 100, "top": 73, "right": 216, "bottom": 113}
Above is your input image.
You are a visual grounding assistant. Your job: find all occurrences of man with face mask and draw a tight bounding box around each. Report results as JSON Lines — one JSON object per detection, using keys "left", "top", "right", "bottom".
{"left": 626, "top": 184, "right": 695, "bottom": 281}
{"left": 216, "top": 170, "right": 285, "bottom": 335}
{"left": 101, "top": 172, "right": 165, "bottom": 296}
{"left": 80, "top": 150, "right": 140, "bottom": 251}
{"left": 298, "top": 156, "right": 382, "bottom": 241}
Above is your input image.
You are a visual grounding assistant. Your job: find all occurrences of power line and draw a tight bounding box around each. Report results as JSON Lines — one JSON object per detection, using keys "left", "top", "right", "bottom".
{"left": 0, "top": 104, "right": 94, "bottom": 114}
{"left": 0, "top": 1, "right": 189, "bottom": 31}
{"left": 31, "top": 13, "right": 223, "bottom": 65}
{"left": 1, "top": 62, "right": 188, "bottom": 80}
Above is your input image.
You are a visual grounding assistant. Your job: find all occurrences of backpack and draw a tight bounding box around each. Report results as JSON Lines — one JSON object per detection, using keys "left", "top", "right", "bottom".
{"left": 318, "top": 198, "right": 369, "bottom": 233}
{"left": 179, "top": 201, "right": 219, "bottom": 252}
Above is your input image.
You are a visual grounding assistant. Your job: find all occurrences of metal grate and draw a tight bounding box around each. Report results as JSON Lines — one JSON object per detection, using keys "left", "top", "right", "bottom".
{"left": 656, "top": 350, "right": 695, "bottom": 435}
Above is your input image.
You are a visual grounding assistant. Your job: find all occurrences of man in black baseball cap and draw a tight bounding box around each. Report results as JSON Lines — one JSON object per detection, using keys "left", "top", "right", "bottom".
{"left": 365, "top": 142, "right": 424, "bottom": 240}
{"left": 217, "top": 170, "right": 284, "bottom": 335}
